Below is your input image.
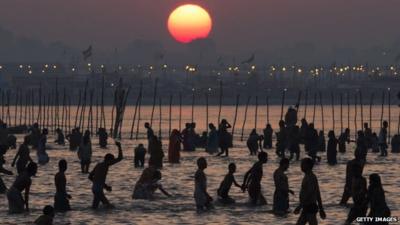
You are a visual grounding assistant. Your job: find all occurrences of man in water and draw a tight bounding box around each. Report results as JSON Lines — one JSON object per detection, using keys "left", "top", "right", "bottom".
{"left": 242, "top": 151, "right": 268, "bottom": 205}
{"left": 89, "top": 141, "right": 123, "bottom": 209}
{"left": 340, "top": 151, "right": 365, "bottom": 206}
{"left": 294, "top": 158, "right": 326, "bottom": 225}
{"left": 273, "top": 158, "right": 294, "bottom": 215}
{"left": 217, "top": 163, "right": 241, "bottom": 204}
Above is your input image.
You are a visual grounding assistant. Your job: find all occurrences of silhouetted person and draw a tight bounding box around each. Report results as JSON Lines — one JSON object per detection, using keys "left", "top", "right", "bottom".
{"left": 289, "top": 125, "right": 301, "bottom": 161}
{"left": 242, "top": 151, "right": 268, "bottom": 205}
{"left": 300, "top": 119, "right": 309, "bottom": 144}
{"left": 294, "top": 158, "right": 326, "bottom": 225}
{"left": 326, "top": 130, "right": 338, "bottom": 165}
{"left": 306, "top": 123, "right": 320, "bottom": 162}
{"left": 89, "top": 141, "right": 123, "bottom": 209}
{"left": 54, "top": 159, "right": 71, "bottom": 212}
{"left": 247, "top": 129, "right": 261, "bottom": 155}
{"left": 168, "top": 129, "right": 182, "bottom": 163}
{"left": 206, "top": 123, "right": 219, "bottom": 154}
{"left": 338, "top": 128, "right": 350, "bottom": 153}
{"left": 371, "top": 132, "right": 380, "bottom": 153}
{"left": 0, "top": 153, "right": 13, "bottom": 193}
{"left": 148, "top": 135, "right": 164, "bottom": 169}
{"left": 133, "top": 169, "right": 171, "bottom": 200}
{"left": 366, "top": 174, "right": 391, "bottom": 225}
{"left": 217, "top": 119, "right": 232, "bottom": 157}
{"left": 145, "top": 122, "right": 154, "bottom": 140}
{"left": 12, "top": 136, "right": 33, "bottom": 174}
{"left": 318, "top": 131, "right": 326, "bottom": 152}
{"left": 0, "top": 121, "right": 9, "bottom": 153}
{"left": 276, "top": 120, "right": 287, "bottom": 158}
{"left": 340, "top": 151, "right": 365, "bottom": 206}
{"left": 194, "top": 157, "right": 213, "bottom": 211}
{"left": 364, "top": 122, "right": 373, "bottom": 150}
{"left": 7, "top": 162, "right": 37, "bottom": 213}
{"left": 263, "top": 123, "right": 273, "bottom": 149}
{"left": 345, "top": 163, "right": 367, "bottom": 225}
{"left": 66, "top": 128, "right": 80, "bottom": 151}
{"left": 182, "top": 123, "right": 196, "bottom": 151}
{"left": 78, "top": 130, "right": 92, "bottom": 174}
{"left": 29, "top": 123, "right": 40, "bottom": 149}
{"left": 273, "top": 158, "right": 294, "bottom": 216}
{"left": 198, "top": 131, "right": 208, "bottom": 148}
{"left": 37, "top": 128, "right": 49, "bottom": 165}
{"left": 134, "top": 144, "right": 146, "bottom": 168}
{"left": 34, "top": 205, "right": 54, "bottom": 225}
{"left": 55, "top": 128, "right": 65, "bottom": 145}
{"left": 285, "top": 105, "right": 298, "bottom": 128}
{"left": 378, "top": 121, "right": 388, "bottom": 156}
{"left": 391, "top": 134, "right": 400, "bottom": 153}
{"left": 355, "top": 130, "right": 368, "bottom": 161}
{"left": 217, "top": 163, "right": 241, "bottom": 204}
{"left": 97, "top": 127, "right": 108, "bottom": 148}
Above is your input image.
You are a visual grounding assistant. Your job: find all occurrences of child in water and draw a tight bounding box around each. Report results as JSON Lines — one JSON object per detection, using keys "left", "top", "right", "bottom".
{"left": 194, "top": 157, "right": 213, "bottom": 211}
{"left": 132, "top": 168, "right": 171, "bottom": 200}
{"left": 242, "top": 151, "right": 268, "bottom": 205}
{"left": 54, "top": 159, "right": 71, "bottom": 212}
{"left": 34, "top": 205, "right": 55, "bottom": 225}
{"left": 217, "top": 163, "right": 241, "bottom": 204}
{"left": 294, "top": 158, "right": 326, "bottom": 225}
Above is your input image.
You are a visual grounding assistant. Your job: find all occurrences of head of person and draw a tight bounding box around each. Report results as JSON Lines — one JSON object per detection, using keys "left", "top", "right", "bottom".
{"left": 202, "top": 131, "right": 207, "bottom": 136}
{"left": 328, "top": 130, "right": 335, "bottom": 138}
{"left": 301, "top": 158, "right": 314, "bottom": 173}
{"left": 138, "top": 143, "right": 144, "bottom": 148}
{"left": 266, "top": 123, "right": 271, "bottom": 128}
{"left": 23, "top": 135, "right": 30, "bottom": 144}
{"left": 383, "top": 120, "right": 388, "bottom": 128}
{"left": 185, "top": 123, "right": 190, "bottom": 128}
{"left": 364, "top": 123, "right": 369, "bottom": 129}
{"left": 33, "top": 123, "right": 39, "bottom": 129}
{"left": 171, "top": 129, "right": 179, "bottom": 136}
{"left": 369, "top": 173, "right": 382, "bottom": 189}
{"left": 280, "top": 158, "right": 290, "bottom": 171}
{"left": 357, "top": 130, "right": 364, "bottom": 138}
{"left": 372, "top": 132, "right": 377, "bottom": 137}
{"left": 209, "top": 123, "right": 215, "bottom": 130}
{"left": 258, "top": 151, "right": 268, "bottom": 164}
{"left": 301, "top": 118, "right": 307, "bottom": 124}
{"left": 191, "top": 123, "right": 196, "bottom": 129}
{"left": 345, "top": 128, "right": 350, "bottom": 134}
{"left": 144, "top": 122, "right": 150, "bottom": 128}
{"left": 221, "top": 119, "right": 227, "bottom": 124}
{"left": 42, "top": 128, "right": 48, "bottom": 135}
{"left": 56, "top": 128, "right": 61, "bottom": 133}
{"left": 43, "top": 205, "right": 55, "bottom": 218}
{"left": 104, "top": 153, "right": 115, "bottom": 165}
{"left": 309, "top": 123, "right": 314, "bottom": 129}
{"left": 26, "top": 162, "right": 38, "bottom": 176}
{"left": 250, "top": 129, "right": 257, "bottom": 135}
{"left": 319, "top": 130, "right": 324, "bottom": 136}
{"left": 197, "top": 157, "right": 207, "bottom": 170}
{"left": 228, "top": 163, "right": 236, "bottom": 173}
{"left": 279, "top": 120, "right": 285, "bottom": 127}
{"left": 58, "top": 159, "right": 67, "bottom": 172}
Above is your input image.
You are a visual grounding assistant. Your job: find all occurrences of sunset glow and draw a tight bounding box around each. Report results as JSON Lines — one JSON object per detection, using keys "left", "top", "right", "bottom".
{"left": 167, "top": 4, "right": 212, "bottom": 44}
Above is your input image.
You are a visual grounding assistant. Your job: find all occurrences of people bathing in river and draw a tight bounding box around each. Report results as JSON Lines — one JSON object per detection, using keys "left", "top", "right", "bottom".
{"left": 365, "top": 174, "right": 391, "bottom": 225}
{"left": 263, "top": 123, "right": 273, "bottom": 149}
{"left": 338, "top": 128, "right": 350, "bottom": 153}
{"left": 294, "top": 158, "right": 326, "bottom": 225}
{"left": 276, "top": 120, "right": 287, "bottom": 158}
{"left": 206, "top": 123, "right": 219, "bottom": 154}
{"left": 168, "top": 129, "right": 182, "bottom": 163}
{"left": 55, "top": 128, "right": 65, "bottom": 145}
{"left": 327, "top": 130, "right": 338, "bottom": 165}
{"left": 217, "top": 119, "right": 232, "bottom": 157}
{"left": 12, "top": 136, "right": 33, "bottom": 174}
{"left": 247, "top": 129, "right": 262, "bottom": 155}
{"left": 242, "top": 151, "right": 268, "bottom": 205}
{"left": 318, "top": 131, "right": 326, "bottom": 152}
{"left": 37, "top": 128, "right": 49, "bottom": 165}
{"left": 273, "top": 158, "right": 294, "bottom": 216}
{"left": 194, "top": 157, "right": 213, "bottom": 211}
{"left": 7, "top": 162, "right": 37, "bottom": 213}
{"left": 288, "top": 125, "right": 301, "bottom": 161}
{"left": 305, "top": 123, "right": 321, "bottom": 162}
{"left": 134, "top": 144, "right": 146, "bottom": 168}
{"left": 364, "top": 123, "right": 373, "bottom": 150}
{"left": 66, "top": 128, "right": 80, "bottom": 151}
{"left": 182, "top": 123, "right": 197, "bottom": 151}
{"left": 379, "top": 121, "right": 388, "bottom": 157}
{"left": 97, "top": 127, "right": 108, "bottom": 149}
{"left": 54, "top": 159, "right": 71, "bottom": 212}
{"left": 0, "top": 153, "right": 13, "bottom": 193}
{"left": 88, "top": 141, "right": 123, "bottom": 209}
{"left": 28, "top": 123, "right": 41, "bottom": 149}
{"left": 78, "top": 130, "right": 92, "bottom": 174}
{"left": 148, "top": 135, "right": 164, "bottom": 169}
{"left": 132, "top": 168, "right": 171, "bottom": 200}
{"left": 340, "top": 151, "right": 365, "bottom": 206}
{"left": 34, "top": 205, "right": 55, "bottom": 225}
{"left": 345, "top": 163, "right": 368, "bottom": 225}
{"left": 217, "top": 163, "right": 241, "bottom": 204}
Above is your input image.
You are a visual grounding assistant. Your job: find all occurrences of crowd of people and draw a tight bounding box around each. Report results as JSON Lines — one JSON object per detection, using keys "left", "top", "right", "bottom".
{"left": 0, "top": 103, "right": 396, "bottom": 225}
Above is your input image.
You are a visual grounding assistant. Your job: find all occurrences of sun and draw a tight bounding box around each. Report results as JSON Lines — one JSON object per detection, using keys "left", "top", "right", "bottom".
{"left": 167, "top": 4, "right": 212, "bottom": 44}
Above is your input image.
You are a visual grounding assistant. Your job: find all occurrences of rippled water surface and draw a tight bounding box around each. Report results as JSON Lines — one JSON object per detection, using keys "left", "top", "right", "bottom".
{"left": 0, "top": 106, "right": 399, "bottom": 224}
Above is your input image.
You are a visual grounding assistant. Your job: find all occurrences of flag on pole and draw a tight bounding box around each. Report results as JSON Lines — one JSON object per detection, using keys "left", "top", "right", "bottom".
{"left": 82, "top": 45, "right": 92, "bottom": 61}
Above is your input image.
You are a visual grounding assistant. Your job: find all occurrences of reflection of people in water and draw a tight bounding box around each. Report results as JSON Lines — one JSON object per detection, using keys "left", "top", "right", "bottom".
{"left": 217, "top": 163, "right": 241, "bottom": 204}
{"left": 34, "top": 205, "right": 55, "bottom": 225}
{"left": 54, "top": 159, "right": 71, "bottom": 212}
{"left": 242, "top": 151, "right": 268, "bottom": 205}
{"left": 132, "top": 168, "right": 171, "bottom": 200}
{"left": 7, "top": 162, "right": 37, "bottom": 213}
{"left": 89, "top": 141, "right": 123, "bottom": 209}
{"left": 294, "top": 158, "right": 326, "bottom": 225}
{"left": 273, "top": 158, "right": 294, "bottom": 216}
{"left": 194, "top": 157, "right": 213, "bottom": 211}
{"left": 12, "top": 136, "right": 33, "bottom": 174}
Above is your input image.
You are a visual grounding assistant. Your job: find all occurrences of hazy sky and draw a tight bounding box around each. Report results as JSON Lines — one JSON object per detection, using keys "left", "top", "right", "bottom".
{"left": 0, "top": 0, "right": 399, "bottom": 62}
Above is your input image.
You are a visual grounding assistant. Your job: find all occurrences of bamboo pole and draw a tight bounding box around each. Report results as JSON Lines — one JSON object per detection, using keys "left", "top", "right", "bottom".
{"left": 231, "top": 94, "right": 240, "bottom": 137}
{"left": 280, "top": 89, "right": 286, "bottom": 121}
{"left": 218, "top": 80, "right": 223, "bottom": 124}
{"left": 150, "top": 78, "right": 159, "bottom": 127}
{"left": 130, "top": 81, "right": 143, "bottom": 139}
{"left": 241, "top": 96, "right": 251, "bottom": 141}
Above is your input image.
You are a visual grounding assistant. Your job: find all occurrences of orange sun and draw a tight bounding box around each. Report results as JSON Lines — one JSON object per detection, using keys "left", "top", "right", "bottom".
{"left": 167, "top": 4, "right": 212, "bottom": 44}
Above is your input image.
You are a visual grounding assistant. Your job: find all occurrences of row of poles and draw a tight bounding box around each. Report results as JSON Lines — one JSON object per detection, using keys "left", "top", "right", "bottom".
{"left": 0, "top": 78, "right": 398, "bottom": 142}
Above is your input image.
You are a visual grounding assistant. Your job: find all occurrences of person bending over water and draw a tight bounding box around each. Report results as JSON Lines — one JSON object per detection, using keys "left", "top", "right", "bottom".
{"left": 294, "top": 158, "right": 326, "bottom": 225}
{"left": 217, "top": 163, "right": 241, "bottom": 204}
{"left": 242, "top": 151, "right": 268, "bottom": 205}
{"left": 194, "top": 157, "right": 213, "bottom": 211}
{"left": 273, "top": 158, "right": 294, "bottom": 216}
{"left": 7, "top": 162, "right": 37, "bottom": 213}
{"left": 12, "top": 136, "right": 33, "bottom": 174}
{"left": 54, "top": 159, "right": 71, "bottom": 212}
{"left": 345, "top": 163, "right": 368, "bottom": 225}
{"left": 88, "top": 141, "right": 123, "bottom": 209}
{"left": 132, "top": 168, "right": 171, "bottom": 200}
